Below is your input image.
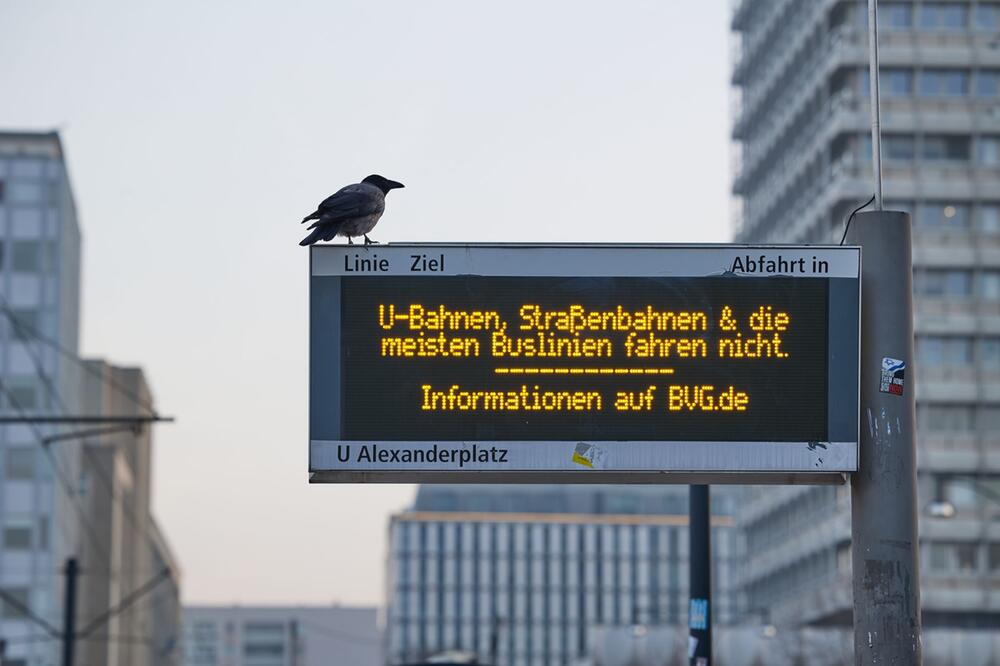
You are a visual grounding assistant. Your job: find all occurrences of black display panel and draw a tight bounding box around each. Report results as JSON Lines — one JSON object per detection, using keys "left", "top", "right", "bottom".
{"left": 334, "top": 276, "right": 830, "bottom": 442}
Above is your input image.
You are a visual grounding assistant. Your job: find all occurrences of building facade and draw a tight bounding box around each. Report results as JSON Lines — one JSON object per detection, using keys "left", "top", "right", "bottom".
{"left": 731, "top": 0, "right": 1000, "bottom": 634}
{"left": 182, "top": 605, "right": 380, "bottom": 666}
{"left": 78, "top": 360, "right": 182, "bottom": 666}
{"left": 0, "top": 131, "right": 181, "bottom": 666}
{"left": 0, "top": 130, "right": 83, "bottom": 666}
{"left": 384, "top": 486, "right": 738, "bottom": 666}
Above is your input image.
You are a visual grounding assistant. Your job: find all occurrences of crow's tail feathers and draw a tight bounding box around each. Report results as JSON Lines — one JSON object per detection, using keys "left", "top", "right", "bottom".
{"left": 299, "top": 226, "right": 325, "bottom": 246}
{"left": 301, "top": 210, "right": 320, "bottom": 223}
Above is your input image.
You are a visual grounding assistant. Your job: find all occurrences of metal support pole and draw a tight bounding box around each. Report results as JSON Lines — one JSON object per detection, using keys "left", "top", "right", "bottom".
{"left": 62, "top": 557, "right": 79, "bottom": 666}
{"left": 847, "top": 211, "right": 922, "bottom": 664}
{"left": 868, "top": 0, "right": 884, "bottom": 209}
{"left": 688, "top": 485, "right": 711, "bottom": 666}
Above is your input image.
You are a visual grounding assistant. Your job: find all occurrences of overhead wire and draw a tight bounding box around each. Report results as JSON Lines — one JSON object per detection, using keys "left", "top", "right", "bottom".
{"left": 0, "top": 379, "right": 113, "bottom": 566}
{"left": 0, "top": 301, "right": 157, "bottom": 416}
{"left": 840, "top": 194, "right": 876, "bottom": 245}
{"left": 0, "top": 305, "right": 177, "bottom": 649}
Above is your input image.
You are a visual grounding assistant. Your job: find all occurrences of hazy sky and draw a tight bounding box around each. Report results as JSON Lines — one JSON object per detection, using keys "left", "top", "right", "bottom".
{"left": 0, "top": 1, "right": 731, "bottom": 605}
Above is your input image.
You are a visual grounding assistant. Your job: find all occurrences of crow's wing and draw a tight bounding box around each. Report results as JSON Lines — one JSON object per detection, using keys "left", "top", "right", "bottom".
{"left": 302, "top": 184, "right": 380, "bottom": 223}
{"left": 316, "top": 185, "right": 380, "bottom": 218}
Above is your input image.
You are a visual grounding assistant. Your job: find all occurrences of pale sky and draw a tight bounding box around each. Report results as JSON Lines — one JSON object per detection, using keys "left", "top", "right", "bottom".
{"left": 0, "top": 1, "right": 731, "bottom": 606}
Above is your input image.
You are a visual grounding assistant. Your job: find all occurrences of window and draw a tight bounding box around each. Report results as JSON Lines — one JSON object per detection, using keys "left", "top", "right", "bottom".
{"left": 3, "top": 526, "right": 31, "bottom": 550}
{"left": 977, "top": 71, "right": 1000, "bottom": 97}
{"left": 885, "top": 135, "right": 915, "bottom": 160}
{"left": 884, "top": 69, "right": 913, "bottom": 96}
{"left": 956, "top": 543, "right": 979, "bottom": 572}
{"left": 979, "top": 137, "right": 1000, "bottom": 166}
{"left": 980, "top": 407, "right": 1000, "bottom": 431}
{"left": 921, "top": 136, "right": 970, "bottom": 160}
{"left": 981, "top": 272, "right": 1000, "bottom": 299}
{"left": 919, "top": 70, "right": 969, "bottom": 96}
{"left": 978, "top": 205, "right": 1000, "bottom": 232}
{"left": 7, "top": 308, "right": 37, "bottom": 340}
{"left": 917, "top": 336, "right": 973, "bottom": 365}
{"left": 883, "top": 3, "right": 914, "bottom": 28}
{"left": 976, "top": 4, "right": 1000, "bottom": 28}
{"left": 6, "top": 384, "right": 37, "bottom": 410}
{"left": 11, "top": 240, "right": 40, "bottom": 272}
{"left": 0, "top": 587, "right": 29, "bottom": 618}
{"left": 244, "top": 643, "right": 284, "bottom": 657}
{"left": 6, "top": 182, "right": 43, "bottom": 205}
{"left": 861, "top": 69, "right": 913, "bottom": 97}
{"left": 983, "top": 338, "right": 1000, "bottom": 363}
{"left": 914, "top": 269, "right": 972, "bottom": 296}
{"left": 5, "top": 447, "right": 35, "bottom": 480}
{"left": 918, "top": 405, "right": 975, "bottom": 431}
{"left": 919, "top": 4, "right": 968, "bottom": 29}
{"left": 929, "top": 542, "right": 979, "bottom": 572}
{"left": 990, "top": 544, "right": 1000, "bottom": 571}
{"left": 915, "top": 202, "right": 970, "bottom": 228}
{"left": 0, "top": 180, "right": 4, "bottom": 203}
{"left": 945, "top": 478, "right": 978, "bottom": 508}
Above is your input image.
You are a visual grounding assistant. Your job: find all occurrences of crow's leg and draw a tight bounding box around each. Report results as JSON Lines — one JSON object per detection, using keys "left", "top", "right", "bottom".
{"left": 347, "top": 237, "right": 354, "bottom": 245}
{"left": 364, "top": 235, "right": 379, "bottom": 245}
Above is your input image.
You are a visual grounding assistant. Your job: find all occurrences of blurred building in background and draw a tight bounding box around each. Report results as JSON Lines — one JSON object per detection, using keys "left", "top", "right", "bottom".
{"left": 0, "top": 130, "right": 180, "bottom": 665}
{"left": 182, "top": 605, "right": 379, "bottom": 666}
{"left": 731, "top": 0, "right": 1000, "bottom": 642}
{"left": 0, "top": 130, "right": 83, "bottom": 666}
{"left": 78, "top": 360, "right": 182, "bottom": 666}
{"left": 384, "top": 485, "right": 739, "bottom": 666}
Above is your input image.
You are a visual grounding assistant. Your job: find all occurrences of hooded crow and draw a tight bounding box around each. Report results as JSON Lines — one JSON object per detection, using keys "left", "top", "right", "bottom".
{"left": 299, "top": 174, "right": 404, "bottom": 246}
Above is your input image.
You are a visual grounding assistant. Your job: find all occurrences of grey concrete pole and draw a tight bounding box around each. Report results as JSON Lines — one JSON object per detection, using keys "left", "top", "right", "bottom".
{"left": 847, "top": 210, "right": 922, "bottom": 664}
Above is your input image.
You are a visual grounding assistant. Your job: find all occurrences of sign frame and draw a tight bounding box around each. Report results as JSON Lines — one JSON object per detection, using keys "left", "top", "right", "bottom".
{"left": 309, "top": 243, "right": 860, "bottom": 485}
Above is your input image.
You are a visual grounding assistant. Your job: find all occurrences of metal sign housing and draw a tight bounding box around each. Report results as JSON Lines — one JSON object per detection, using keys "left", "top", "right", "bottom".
{"left": 309, "top": 244, "right": 860, "bottom": 484}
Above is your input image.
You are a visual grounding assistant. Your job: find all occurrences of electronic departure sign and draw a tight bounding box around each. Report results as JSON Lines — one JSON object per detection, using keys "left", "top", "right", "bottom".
{"left": 309, "top": 244, "right": 860, "bottom": 484}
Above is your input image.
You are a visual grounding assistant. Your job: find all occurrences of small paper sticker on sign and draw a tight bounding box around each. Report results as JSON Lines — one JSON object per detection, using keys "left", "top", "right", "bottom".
{"left": 880, "top": 357, "right": 905, "bottom": 396}
{"left": 572, "top": 442, "right": 608, "bottom": 469}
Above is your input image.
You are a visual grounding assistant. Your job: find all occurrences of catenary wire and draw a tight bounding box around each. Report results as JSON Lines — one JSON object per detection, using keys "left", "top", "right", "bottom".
{"left": 0, "top": 301, "right": 157, "bottom": 415}
{"left": 840, "top": 194, "right": 876, "bottom": 245}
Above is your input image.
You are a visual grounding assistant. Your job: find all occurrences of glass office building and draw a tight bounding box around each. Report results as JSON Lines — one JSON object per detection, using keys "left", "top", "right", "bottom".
{"left": 384, "top": 485, "right": 738, "bottom": 666}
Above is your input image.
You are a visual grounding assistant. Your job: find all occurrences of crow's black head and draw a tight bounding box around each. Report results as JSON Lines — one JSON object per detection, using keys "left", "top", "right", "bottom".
{"left": 362, "top": 174, "right": 405, "bottom": 194}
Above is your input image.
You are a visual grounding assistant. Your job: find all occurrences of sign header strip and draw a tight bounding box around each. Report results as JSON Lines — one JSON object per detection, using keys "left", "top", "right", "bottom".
{"left": 312, "top": 244, "right": 860, "bottom": 279}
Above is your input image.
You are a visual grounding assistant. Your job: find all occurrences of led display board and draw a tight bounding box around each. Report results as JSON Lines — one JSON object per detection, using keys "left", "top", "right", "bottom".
{"left": 309, "top": 244, "right": 860, "bottom": 483}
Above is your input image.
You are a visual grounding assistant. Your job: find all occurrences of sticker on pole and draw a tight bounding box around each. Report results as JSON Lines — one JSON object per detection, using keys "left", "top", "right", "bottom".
{"left": 689, "top": 598, "right": 709, "bottom": 630}
{"left": 880, "top": 357, "right": 905, "bottom": 396}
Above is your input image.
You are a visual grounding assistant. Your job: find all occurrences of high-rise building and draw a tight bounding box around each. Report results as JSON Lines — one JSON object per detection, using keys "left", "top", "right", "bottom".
{"left": 0, "top": 131, "right": 181, "bottom": 666}
{"left": 731, "top": 0, "right": 1000, "bottom": 635}
{"left": 384, "top": 485, "right": 738, "bottom": 666}
{"left": 0, "top": 130, "right": 83, "bottom": 666}
{"left": 182, "top": 605, "right": 380, "bottom": 666}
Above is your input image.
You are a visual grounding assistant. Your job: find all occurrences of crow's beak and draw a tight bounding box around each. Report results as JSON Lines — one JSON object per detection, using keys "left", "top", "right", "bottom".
{"left": 386, "top": 180, "right": 405, "bottom": 190}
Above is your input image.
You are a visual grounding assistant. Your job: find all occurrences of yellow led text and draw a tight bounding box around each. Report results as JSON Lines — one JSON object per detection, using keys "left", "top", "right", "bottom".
{"left": 381, "top": 332, "right": 481, "bottom": 357}
{"left": 717, "top": 306, "right": 791, "bottom": 359}
{"left": 379, "top": 304, "right": 506, "bottom": 331}
{"left": 668, "top": 386, "right": 750, "bottom": 411}
{"left": 518, "top": 305, "right": 708, "bottom": 333}
{"left": 421, "top": 384, "right": 603, "bottom": 411}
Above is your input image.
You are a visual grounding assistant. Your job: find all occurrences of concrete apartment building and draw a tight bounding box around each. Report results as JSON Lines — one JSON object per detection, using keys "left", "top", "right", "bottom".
{"left": 182, "top": 605, "right": 380, "bottom": 666}
{"left": 0, "top": 131, "right": 181, "bottom": 665}
{"left": 384, "top": 486, "right": 738, "bottom": 666}
{"left": 0, "top": 130, "right": 83, "bottom": 666}
{"left": 78, "top": 360, "right": 182, "bottom": 666}
{"left": 730, "top": 0, "right": 1000, "bottom": 646}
